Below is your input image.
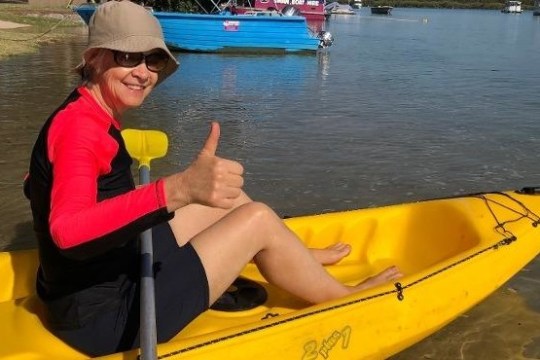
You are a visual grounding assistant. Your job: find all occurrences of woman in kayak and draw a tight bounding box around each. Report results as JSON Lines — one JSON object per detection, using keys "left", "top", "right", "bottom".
{"left": 25, "top": 1, "right": 401, "bottom": 357}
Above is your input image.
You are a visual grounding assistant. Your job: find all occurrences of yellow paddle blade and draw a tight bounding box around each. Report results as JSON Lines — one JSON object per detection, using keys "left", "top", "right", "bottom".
{"left": 121, "top": 129, "right": 168, "bottom": 168}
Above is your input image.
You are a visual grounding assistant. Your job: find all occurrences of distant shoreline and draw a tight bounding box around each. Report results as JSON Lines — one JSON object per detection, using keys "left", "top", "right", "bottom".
{"left": 368, "top": 1, "right": 534, "bottom": 11}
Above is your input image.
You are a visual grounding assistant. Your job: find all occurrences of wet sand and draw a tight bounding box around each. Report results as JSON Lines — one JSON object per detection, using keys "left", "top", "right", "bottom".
{"left": 0, "top": 19, "right": 29, "bottom": 29}
{"left": 0, "top": 5, "right": 86, "bottom": 60}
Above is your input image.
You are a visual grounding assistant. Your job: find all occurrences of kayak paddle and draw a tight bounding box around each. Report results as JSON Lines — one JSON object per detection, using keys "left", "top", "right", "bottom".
{"left": 121, "top": 129, "right": 168, "bottom": 360}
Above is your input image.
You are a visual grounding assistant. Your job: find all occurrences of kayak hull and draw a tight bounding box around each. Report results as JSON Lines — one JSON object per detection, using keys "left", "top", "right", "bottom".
{"left": 2, "top": 190, "right": 540, "bottom": 359}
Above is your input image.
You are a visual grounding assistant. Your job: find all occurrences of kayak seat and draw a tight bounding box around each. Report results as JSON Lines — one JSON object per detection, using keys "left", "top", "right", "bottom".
{"left": 0, "top": 294, "right": 88, "bottom": 360}
{"left": 210, "top": 277, "right": 268, "bottom": 311}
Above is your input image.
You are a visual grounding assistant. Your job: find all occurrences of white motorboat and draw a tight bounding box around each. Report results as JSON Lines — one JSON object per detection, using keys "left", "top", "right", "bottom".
{"left": 501, "top": 0, "right": 523, "bottom": 13}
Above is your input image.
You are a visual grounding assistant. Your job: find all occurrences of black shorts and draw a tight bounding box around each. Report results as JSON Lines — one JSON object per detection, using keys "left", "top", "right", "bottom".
{"left": 55, "top": 223, "right": 209, "bottom": 357}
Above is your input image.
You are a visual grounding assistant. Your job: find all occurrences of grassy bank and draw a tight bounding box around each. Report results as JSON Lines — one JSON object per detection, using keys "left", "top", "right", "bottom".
{"left": 0, "top": 4, "right": 85, "bottom": 59}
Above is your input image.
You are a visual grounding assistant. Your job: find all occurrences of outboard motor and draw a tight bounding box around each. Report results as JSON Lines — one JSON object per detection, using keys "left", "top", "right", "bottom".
{"left": 281, "top": 5, "right": 302, "bottom": 16}
{"left": 317, "top": 31, "right": 334, "bottom": 48}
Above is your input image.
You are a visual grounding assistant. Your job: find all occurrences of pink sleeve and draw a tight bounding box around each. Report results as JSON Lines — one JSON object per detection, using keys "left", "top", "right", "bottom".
{"left": 48, "top": 112, "right": 169, "bottom": 250}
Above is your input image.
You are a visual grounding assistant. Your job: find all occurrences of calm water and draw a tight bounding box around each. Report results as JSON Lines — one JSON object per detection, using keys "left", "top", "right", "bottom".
{"left": 0, "top": 8, "right": 539, "bottom": 359}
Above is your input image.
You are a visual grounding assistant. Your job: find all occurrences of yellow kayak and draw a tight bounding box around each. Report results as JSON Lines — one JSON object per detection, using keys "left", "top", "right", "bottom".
{"left": 2, "top": 189, "right": 540, "bottom": 360}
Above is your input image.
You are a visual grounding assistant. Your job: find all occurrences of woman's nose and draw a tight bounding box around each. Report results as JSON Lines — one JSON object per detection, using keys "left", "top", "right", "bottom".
{"left": 131, "top": 62, "right": 150, "bottom": 81}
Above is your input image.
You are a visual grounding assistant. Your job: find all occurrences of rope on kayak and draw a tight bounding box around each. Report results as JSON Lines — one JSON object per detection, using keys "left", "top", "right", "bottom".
{"left": 157, "top": 191, "right": 539, "bottom": 359}
{"left": 393, "top": 236, "right": 517, "bottom": 302}
{"left": 476, "top": 191, "right": 540, "bottom": 229}
{"left": 394, "top": 191, "right": 539, "bottom": 301}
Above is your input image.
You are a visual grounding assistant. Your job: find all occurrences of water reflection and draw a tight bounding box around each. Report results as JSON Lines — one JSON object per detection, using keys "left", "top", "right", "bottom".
{"left": 307, "top": 18, "right": 327, "bottom": 33}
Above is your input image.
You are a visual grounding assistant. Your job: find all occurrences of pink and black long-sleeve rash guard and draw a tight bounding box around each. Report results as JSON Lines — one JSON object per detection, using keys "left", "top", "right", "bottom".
{"left": 25, "top": 86, "right": 174, "bottom": 329}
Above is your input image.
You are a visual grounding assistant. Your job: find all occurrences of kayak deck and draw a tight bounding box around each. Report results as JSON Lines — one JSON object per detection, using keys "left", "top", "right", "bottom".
{"left": 1, "top": 190, "right": 539, "bottom": 359}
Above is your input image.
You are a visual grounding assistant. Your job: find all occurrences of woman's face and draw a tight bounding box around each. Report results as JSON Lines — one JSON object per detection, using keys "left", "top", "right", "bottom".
{"left": 88, "top": 49, "right": 160, "bottom": 116}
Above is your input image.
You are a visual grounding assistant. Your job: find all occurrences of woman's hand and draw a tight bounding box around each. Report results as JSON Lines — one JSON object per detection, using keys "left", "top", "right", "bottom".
{"left": 164, "top": 122, "right": 244, "bottom": 211}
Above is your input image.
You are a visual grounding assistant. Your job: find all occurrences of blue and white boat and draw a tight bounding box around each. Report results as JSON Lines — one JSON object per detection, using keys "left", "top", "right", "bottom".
{"left": 74, "top": 4, "right": 333, "bottom": 53}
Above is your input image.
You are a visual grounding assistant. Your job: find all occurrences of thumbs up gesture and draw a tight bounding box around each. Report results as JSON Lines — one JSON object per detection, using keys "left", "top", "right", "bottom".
{"left": 170, "top": 122, "right": 244, "bottom": 209}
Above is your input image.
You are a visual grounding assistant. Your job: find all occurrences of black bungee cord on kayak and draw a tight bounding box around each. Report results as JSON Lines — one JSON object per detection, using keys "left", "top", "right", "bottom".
{"left": 475, "top": 191, "right": 540, "bottom": 231}
{"left": 156, "top": 189, "right": 540, "bottom": 359}
{"left": 394, "top": 190, "right": 540, "bottom": 301}
{"left": 211, "top": 190, "right": 540, "bottom": 310}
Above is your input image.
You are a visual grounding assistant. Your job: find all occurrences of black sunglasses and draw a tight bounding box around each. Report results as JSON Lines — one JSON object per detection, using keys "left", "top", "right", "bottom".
{"left": 112, "top": 50, "right": 170, "bottom": 73}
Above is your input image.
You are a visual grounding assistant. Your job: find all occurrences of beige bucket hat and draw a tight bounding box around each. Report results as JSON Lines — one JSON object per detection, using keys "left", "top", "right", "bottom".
{"left": 77, "top": 0, "right": 178, "bottom": 85}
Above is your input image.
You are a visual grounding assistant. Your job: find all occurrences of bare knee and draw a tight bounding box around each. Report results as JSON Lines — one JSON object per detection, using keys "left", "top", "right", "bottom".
{"left": 230, "top": 202, "right": 284, "bottom": 244}
{"left": 235, "top": 201, "right": 278, "bottom": 227}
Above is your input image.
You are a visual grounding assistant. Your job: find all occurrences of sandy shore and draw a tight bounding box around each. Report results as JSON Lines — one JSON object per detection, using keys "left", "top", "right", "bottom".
{"left": 0, "top": 7, "right": 85, "bottom": 59}
{"left": 0, "top": 19, "right": 29, "bottom": 29}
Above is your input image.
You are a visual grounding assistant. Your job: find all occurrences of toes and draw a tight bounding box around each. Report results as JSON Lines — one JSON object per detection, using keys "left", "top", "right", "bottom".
{"left": 326, "top": 242, "right": 345, "bottom": 250}
{"left": 332, "top": 242, "right": 351, "bottom": 254}
{"left": 382, "top": 266, "right": 403, "bottom": 280}
{"left": 338, "top": 243, "right": 351, "bottom": 255}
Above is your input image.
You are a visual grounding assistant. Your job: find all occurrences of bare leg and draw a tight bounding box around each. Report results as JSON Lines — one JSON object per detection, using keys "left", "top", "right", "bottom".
{"left": 183, "top": 201, "right": 401, "bottom": 305}
{"left": 165, "top": 123, "right": 400, "bottom": 304}
{"left": 169, "top": 190, "right": 352, "bottom": 265}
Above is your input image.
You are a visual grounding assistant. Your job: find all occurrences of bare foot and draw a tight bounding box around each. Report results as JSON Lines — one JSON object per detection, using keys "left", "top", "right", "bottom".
{"left": 353, "top": 266, "right": 403, "bottom": 292}
{"left": 310, "top": 242, "right": 351, "bottom": 265}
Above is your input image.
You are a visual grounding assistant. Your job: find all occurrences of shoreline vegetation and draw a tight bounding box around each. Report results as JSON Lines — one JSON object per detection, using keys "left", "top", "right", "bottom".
{"left": 0, "top": 0, "right": 535, "bottom": 60}
{"left": 0, "top": 4, "right": 84, "bottom": 60}
{"left": 155, "top": 0, "right": 535, "bottom": 11}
